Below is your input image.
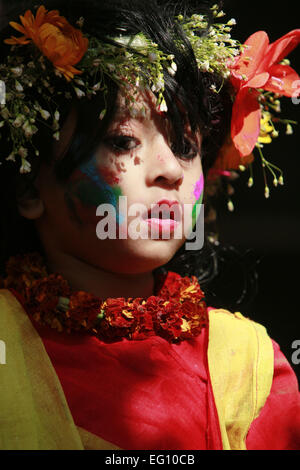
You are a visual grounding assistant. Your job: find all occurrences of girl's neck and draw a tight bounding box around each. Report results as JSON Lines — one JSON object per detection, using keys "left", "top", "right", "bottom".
{"left": 43, "top": 248, "right": 155, "bottom": 300}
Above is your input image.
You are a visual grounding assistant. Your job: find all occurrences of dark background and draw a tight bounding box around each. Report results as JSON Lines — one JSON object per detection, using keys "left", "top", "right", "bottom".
{"left": 220, "top": 0, "right": 300, "bottom": 382}
{"left": 0, "top": 0, "right": 299, "bottom": 381}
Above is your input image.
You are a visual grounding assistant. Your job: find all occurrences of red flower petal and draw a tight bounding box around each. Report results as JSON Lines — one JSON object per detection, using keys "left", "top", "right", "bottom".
{"left": 262, "top": 29, "right": 300, "bottom": 70}
{"left": 230, "top": 31, "right": 269, "bottom": 84}
{"left": 231, "top": 87, "right": 261, "bottom": 157}
{"left": 263, "top": 64, "right": 300, "bottom": 97}
{"left": 212, "top": 135, "right": 254, "bottom": 171}
{"left": 246, "top": 72, "right": 270, "bottom": 89}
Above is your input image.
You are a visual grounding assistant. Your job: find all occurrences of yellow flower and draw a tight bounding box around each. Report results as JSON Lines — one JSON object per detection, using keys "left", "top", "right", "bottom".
{"left": 258, "top": 112, "right": 274, "bottom": 144}
{"left": 4, "top": 5, "right": 88, "bottom": 81}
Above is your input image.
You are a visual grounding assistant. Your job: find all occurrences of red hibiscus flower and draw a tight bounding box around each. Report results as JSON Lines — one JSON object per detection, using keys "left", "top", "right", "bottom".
{"left": 229, "top": 29, "right": 300, "bottom": 157}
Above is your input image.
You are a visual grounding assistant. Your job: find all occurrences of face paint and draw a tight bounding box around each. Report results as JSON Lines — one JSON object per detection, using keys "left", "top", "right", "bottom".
{"left": 157, "top": 154, "right": 165, "bottom": 163}
{"left": 191, "top": 174, "right": 204, "bottom": 228}
{"left": 134, "top": 156, "right": 142, "bottom": 165}
{"left": 66, "top": 155, "right": 124, "bottom": 225}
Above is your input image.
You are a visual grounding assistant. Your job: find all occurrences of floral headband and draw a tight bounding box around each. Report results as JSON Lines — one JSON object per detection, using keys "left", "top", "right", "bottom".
{"left": 0, "top": 4, "right": 300, "bottom": 201}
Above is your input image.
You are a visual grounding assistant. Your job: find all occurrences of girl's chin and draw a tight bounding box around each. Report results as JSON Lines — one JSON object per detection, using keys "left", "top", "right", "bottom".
{"left": 95, "top": 240, "right": 183, "bottom": 274}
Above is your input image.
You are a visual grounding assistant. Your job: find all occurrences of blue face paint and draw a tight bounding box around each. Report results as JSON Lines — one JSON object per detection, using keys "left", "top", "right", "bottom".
{"left": 78, "top": 154, "right": 124, "bottom": 224}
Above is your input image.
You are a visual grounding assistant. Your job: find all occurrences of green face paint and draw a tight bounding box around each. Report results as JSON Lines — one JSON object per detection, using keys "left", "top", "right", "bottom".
{"left": 191, "top": 174, "right": 204, "bottom": 228}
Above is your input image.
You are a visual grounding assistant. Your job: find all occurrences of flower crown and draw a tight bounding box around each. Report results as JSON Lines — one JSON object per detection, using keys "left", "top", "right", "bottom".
{"left": 0, "top": 4, "right": 299, "bottom": 201}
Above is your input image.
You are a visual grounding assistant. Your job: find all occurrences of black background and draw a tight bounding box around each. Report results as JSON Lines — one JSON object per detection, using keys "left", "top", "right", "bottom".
{"left": 219, "top": 0, "right": 300, "bottom": 382}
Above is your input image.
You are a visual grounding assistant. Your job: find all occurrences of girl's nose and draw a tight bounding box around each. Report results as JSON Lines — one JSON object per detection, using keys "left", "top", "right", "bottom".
{"left": 145, "top": 135, "right": 184, "bottom": 188}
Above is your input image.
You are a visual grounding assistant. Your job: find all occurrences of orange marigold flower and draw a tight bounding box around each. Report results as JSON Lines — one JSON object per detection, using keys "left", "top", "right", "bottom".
{"left": 4, "top": 5, "right": 89, "bottom": 81}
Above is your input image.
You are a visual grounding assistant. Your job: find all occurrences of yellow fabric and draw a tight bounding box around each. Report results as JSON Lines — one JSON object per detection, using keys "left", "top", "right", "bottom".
{"left": 0, "top": 289, "right": 119, "bottom": 450}
{"left": 77, "top": 426, "right": 120, "bottom": 450}
{"left": 0, "top": 289, "right": 273, "bottom": 450}
{"left": 207, "top": 309, "right": 274, "bottom": 450}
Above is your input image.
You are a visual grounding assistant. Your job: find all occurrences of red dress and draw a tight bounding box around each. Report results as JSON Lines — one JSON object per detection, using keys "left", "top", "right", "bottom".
{"left": 30, "top": 316, "right": 300, "bottom": 450}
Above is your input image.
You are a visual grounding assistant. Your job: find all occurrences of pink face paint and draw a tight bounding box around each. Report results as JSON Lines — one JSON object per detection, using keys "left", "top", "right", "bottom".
{"left": 134, "top": 156, "right": 142, "bottom": 165}
{"left": 99, "top": 167, "right": 121, "bottom": 185}
{"left": 157, "top": 154, "right": 165, "bottom": 163}
{"left": 193, "top": 174, "right": 204, "bottom": 201}
{"left": 191, "top": 174, "right": 204, "bottom": 228}
{"left": 114, "top": 160, "right": 127, "bottom": 174}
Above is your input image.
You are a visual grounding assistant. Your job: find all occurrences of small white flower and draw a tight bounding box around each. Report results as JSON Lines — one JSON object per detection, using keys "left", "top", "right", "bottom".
{"left": 13, "top": 114, "right": 25, "bottom": 128}
{"left": 15, "top": 81, "right": 23, "bottom": 92}
{"left": 99, "top": 109, "right": 106, "bottom": 120}
{"left": 22, "top": 121, "right": 38, "bottom": 138}
{"left": 18, "top": 146, "right": 28, "bottom": 159}
{"left": 53, "top": 131, "right": 60, "bottom": 141}
{"left": 248, "top": 177, "right": 254, "bottom": 188}
{"left": 1, "top": 107, "right": 11, "bottom": 120}
{"left": 54, "top": 110, "right": 60, "bottom": 122}
{"left": 54, "top": 69, "right": 63, "bottom": 78}
{"left": 75, "top": 79, "right": 85, "bottom": 86}
{"left": 76, "top": 17, "right": 85, "bottom": 28}
{"left": 92, "top": 82, "right": 101, "bottom": 91}
{"left": 201, "top": 60, "right": 210, "bottom": 72}
{"left": 227, "top": 18, "right": 236, "bottom": 26}
{"left": 167, "top": 66, "right": 176, "bottom": 76}
{"left": 286, "top": 124, "right": 293, "bottom": 135}
{"left": 227, "top": 200, "right": 234, "bottom": 212}
{"left": 74, "top": 87, "right": 85, "bottom": 98}
{"left": 40, "top": 109, "right": 51, "bottom": 120}
{"left": 11, "top": 66, "right": 23, "bottom": 76}
{"left": 20, "top": 158, "right": 31, "bottom": 174}
{"left": 167, "top": 61, "right": 177, "bottom": 76}
{"left": 6, "top": 152, "right": 16, "bottom": 162}
{"left": 264, "top": 186, "right": 270, "bottom": 199}
{"left": 107, "top": 63, "right": 116, "bottom": 72}
{"left": 157, "top": 99, "right": 168, "bottom": 113}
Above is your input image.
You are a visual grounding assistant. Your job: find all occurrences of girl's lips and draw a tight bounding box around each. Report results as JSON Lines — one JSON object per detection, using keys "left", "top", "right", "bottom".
{"left": 142, "top": 199, "right": 183, "bottom": 223}
{"left": 145, "top": 217, "right": 180, "bottom": 236}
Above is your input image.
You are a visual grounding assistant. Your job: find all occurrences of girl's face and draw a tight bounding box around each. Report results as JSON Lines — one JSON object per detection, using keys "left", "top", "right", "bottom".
{"left": 36, "top": 92, "right": 204, "bottom": 274}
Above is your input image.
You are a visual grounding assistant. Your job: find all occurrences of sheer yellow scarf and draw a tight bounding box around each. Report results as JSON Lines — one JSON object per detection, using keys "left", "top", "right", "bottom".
{"left": 0, "top": 289, "right": 273, "bottom": 450}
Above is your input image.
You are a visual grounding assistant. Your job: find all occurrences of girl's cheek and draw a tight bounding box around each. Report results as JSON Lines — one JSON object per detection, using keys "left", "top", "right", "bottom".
{"left": 64, "top": 156, "right": 125, "bottom": 226}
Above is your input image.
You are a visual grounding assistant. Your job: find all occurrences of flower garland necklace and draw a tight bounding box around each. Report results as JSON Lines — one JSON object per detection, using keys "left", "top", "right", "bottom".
{"left": 1, "top": 252, "right": 208, "bottom": 343}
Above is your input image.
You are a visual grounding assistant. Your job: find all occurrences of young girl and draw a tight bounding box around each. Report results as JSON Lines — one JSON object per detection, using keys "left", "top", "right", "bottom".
{"left": 0, "top": 0, "right": 299, "bottom": 450}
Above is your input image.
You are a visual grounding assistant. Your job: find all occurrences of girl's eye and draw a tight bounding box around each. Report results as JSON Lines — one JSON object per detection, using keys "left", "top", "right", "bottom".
{"left": 172, "top": 139, "right": 199, "bottom": 161}
{"left": 105, "top": 135, "right": 139, "bottom": 152}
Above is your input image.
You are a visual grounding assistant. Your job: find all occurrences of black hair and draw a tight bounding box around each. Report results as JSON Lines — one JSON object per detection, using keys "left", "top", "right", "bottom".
{"left": 0, "top": 0, "right": 256, "bottom": 311}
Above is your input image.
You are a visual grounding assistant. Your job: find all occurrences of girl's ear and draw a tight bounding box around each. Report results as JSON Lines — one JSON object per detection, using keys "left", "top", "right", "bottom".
{"left": 17, "top": 188, "right": 45, "bottom": 220}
